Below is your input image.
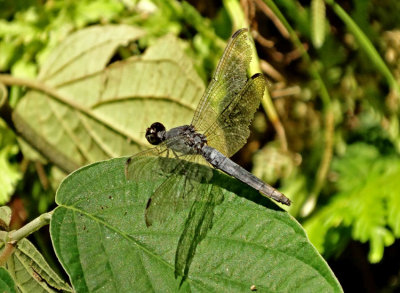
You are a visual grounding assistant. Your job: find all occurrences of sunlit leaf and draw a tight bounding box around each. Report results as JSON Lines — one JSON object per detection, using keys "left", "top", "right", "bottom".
{"left": 14, "top": 25, "right": 204, "bottom": 172}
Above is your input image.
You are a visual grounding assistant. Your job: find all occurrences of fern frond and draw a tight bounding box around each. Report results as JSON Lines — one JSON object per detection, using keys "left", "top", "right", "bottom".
{"left": 304, "top": 143, "right": 400, "bottom": 263}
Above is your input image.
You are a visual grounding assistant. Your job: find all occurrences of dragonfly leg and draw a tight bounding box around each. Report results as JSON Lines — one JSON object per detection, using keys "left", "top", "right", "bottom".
{"left": 171, "top": 149, "right": 180, "bottom": 159}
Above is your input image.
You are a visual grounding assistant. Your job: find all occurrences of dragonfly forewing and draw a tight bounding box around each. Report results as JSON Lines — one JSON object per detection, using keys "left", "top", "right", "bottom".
{"left": 204, "top": 73, "right": 266, "bottom": 157}
{"left": 191, "top": 28, "right": 253, "bottom": 149}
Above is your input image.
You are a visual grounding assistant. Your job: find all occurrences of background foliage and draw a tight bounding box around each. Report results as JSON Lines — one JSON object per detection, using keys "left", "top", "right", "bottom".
{"left": 0, "top": 0, "right": 399, "bottom": 291}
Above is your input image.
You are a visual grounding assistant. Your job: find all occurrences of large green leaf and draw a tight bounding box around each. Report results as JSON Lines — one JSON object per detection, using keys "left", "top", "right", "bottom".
{"left": 51, "top": 157, "right": 342, "bottom": 292}
{"left": 4, "top": 238, "right": 72, "bottom": 292}
{"left": 14, "top": 25, "right": 204, "bottom": 172}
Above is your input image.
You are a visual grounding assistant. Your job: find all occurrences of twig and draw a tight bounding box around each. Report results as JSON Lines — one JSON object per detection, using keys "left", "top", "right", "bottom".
{"left": 35, "top": 161, "right": 49, "bottom": 190}
{"left": 261, "top": 93, "right": 288, "bottom": 152}
{"left": 253, "top": 31, "right": 275, "bottom": 48}
{"left": 255, "top": 0, "right": 290, "bottom": 39}
{"left": 8, "top": 211, "right": 53, "bottom": 243}
{"left": 270, "top": 85, "right": 301, "bottom": 99}
{"left": 0, "top": 242, "right": 15, "bottom": 266}
{"left": 285, "top": 43, "right": 309, "bottom": 64}
{"left": 260, "top": 60, "right": 285, "bottom": 82}
{"left": 0, "top": 211, "right": 53, "bottom": 265}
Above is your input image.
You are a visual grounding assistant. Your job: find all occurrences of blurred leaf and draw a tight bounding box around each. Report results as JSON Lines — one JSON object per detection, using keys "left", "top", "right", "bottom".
{"left": 0, "top": 42, "right": 16, "bottom": 71}
{"left": 0, "top": 0, "right": 127, "bottom": 73}
{"left": 304, "top": 143, "right": 400, "bottom": 263}
{"left": 73, "top": 0, "right": 124, "bottom": 27}
{"left": 0, "top": 267, "right": 16, "bottom": 293}
{"left": 15, "top": 137, "right": 47, "bottom": 164}
{"left": 311, "top": 0, "right": 326, "bottom": 48}
{"left": 273, "top": 0, "right": 311, "bottom": 37}
{"left": 4, "top": 238, "right": 72, "bottom": 292}
{"left": 252, "top": 142, "right": 295, "bottom": 184}
{"left": 0, "top": 206, "right": 12, "bottom": 229}
{"left": 11, "top": 59, "right": 37, "bottom": 78}
{"left": 50, "top": 156, "right": 342, "bottom": 292}
{"left": 0, "top": 120, "right": 21, "bottom": 205}
{"left": 36, "top": 25, "right": 144, "bottom": 83}
{"left": 14, "top": 25, "right": 204, "bottom": 172}
{"left": 280, "top": 173, "right": 309, "bottom": 217}
{"left": 326, "top": 0, "right": 400, "bottom": 95}
{"left": 351, "top": 0, "right": 373, "bottom": 36}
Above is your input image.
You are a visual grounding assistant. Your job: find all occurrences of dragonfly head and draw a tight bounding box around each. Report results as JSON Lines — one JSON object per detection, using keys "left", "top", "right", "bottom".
{"left": 146, "top": 122, "right": 166, "bottom": 145}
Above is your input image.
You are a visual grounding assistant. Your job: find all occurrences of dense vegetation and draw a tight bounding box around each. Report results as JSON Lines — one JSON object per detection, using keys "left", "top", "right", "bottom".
{"left": 0, "top": 0, "right": 399, "bottom": 291}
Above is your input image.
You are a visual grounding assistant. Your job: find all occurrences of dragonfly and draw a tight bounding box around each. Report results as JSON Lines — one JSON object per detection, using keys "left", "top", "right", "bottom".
{"left": 125, "top": 28, "right": 291, "bottom": 226}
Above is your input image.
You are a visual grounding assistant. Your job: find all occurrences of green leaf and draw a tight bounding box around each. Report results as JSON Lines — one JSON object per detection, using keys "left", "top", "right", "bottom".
{"left": 51, "top": 157, "right": 342, "bottom": 292}
{"left": 0, "top": 120, "right": 21, "bottom": 205}
{"left": 0, "top": 147, "right": 21, "bottom": 204}
{"left": 326, "top": 0, "right": 400, "bottom": 95}
{"left": 14, "top": 25, "right": 204, "bottom": 172}
{"left": 74, "top": 1, "right": 124, "bottom": 26}
{"left": 0, "top": 267, "right": 16, "bottom": 293}
{"left": 0, "top": 41, "right": 16, "bottom": 71}
{"left": 5, "top": 238, "right": 72, "bottom": 292}
{"left": 0, "top": 206, "right": 12, "bottom": 229}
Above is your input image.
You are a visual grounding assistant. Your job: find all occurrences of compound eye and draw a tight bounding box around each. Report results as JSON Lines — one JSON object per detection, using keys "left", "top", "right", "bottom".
{"left": 151, "top": 122, "right": 165, "bottom": 132}
{"left": 145, "top": 122, "right": 165, "bottom": 145}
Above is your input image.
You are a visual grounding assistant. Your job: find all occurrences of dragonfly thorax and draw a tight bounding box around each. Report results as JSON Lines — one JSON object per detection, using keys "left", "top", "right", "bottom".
{"left": 161, "top": 125, "right": 207, "bottom": 155}
{"left": 182, "top": 125, "right": 207, "bottom": 154}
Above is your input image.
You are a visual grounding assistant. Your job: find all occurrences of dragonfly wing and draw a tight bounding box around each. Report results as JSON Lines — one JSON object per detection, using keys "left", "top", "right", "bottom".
{"left": 125, "top": 142, "right": 173, "bottom": 182}
{"left": 204, "top": 73, "right": 266, "bottom": 157}
{"left": 144, "top": 171, "right": 189, "bottom": 227}
{"left": 125, "top": 141, "right": 214, "bottom": 227}
{"left": 144, "top": 156, "right": 213, "bottom": 226}
{"left": 125, "top": 135, "right": 200, "bottom": 181}
{"left": 191, "top": 29, "right": 253, "bottom": 137}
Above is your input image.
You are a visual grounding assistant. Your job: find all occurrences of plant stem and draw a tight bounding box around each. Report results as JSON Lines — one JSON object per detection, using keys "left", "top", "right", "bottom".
{"left": 0, "top": 211, "right": 53, "bottom": 265}
{"left": 8, "top": 211, "right": 53, "bottom": 243}
{"left": 0, "top": 243, "right": 15, "bottom": 266}
{"left": 223, "top": 0, "right": 248, "bottom": 30}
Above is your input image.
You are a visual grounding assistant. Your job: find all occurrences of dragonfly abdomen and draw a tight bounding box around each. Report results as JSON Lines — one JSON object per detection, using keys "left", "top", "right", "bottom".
{"left": 202, "top": 146, "right": 291, "bottom": 206}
